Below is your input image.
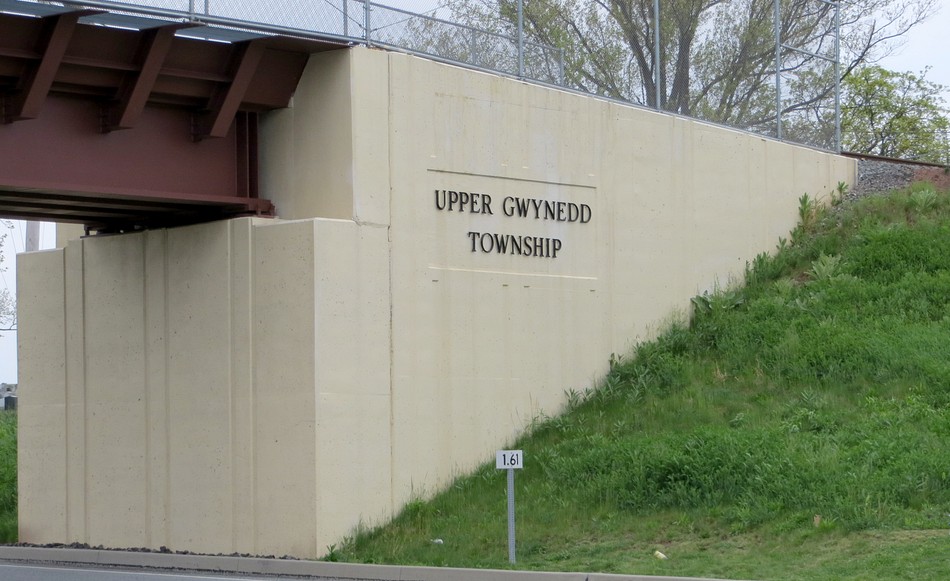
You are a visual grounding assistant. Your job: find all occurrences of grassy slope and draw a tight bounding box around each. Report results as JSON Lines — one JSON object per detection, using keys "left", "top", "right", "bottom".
{"left": 334, "top": 184, "right": 950, "bottom": 580}
{"left": 0, "top": 412, "right": 14, "bottom": 542}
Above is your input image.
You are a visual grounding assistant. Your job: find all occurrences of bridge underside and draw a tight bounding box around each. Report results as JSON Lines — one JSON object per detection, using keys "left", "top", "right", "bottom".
{"left": 0, "top": 0, "right": 343, "bottom": 232}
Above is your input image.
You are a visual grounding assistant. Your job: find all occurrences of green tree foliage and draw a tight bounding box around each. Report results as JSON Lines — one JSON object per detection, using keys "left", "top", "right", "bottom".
{"left": 442, "top": 0, "right": 935, "bottom": 146}
{"left": 842, "top": 65, "right": 949, "bottom": 163}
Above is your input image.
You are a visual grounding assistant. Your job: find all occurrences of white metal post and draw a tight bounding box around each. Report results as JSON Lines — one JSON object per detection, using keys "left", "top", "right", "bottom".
{"left": 834, "top": 0, "right": 841, "bottom": 152}
{"left": 774, "top": 0, "right": 782, "bottom": 140}
{"left": 517, "top": 0, "right": 524, "bottom": 78}
{"left": 25, "top": 222, "right": 39, "bottom": 253}
{"left": 471, "top": 29, "right": 478, "bottom": 66}
{"left": 654, "top": 0, "right": 660, "bottom": 110}
{"left": 364, "top": 0, "right": 371, "bottom": 44}
{"left": 507, "top": 468, "right": 516, "bottom": 564}
{"left": 497, "top": 450, "right": 523, "bottom": 564}
{"left": 559, "top": 48, "right": 565, "bottom": 85}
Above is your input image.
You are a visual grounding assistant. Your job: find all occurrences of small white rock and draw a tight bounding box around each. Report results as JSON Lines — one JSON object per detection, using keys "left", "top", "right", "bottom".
{"left": 431, "top": 538, "right": 444, "bottom": 545}
{"left": 653, "top": 550, "right": 668, "bottom": 560}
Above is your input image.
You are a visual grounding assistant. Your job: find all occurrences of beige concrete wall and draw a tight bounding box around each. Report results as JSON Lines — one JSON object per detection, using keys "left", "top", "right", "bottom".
{"left": 381, "top": 47, "right": 851, "bottom": 505}
{"left": 54, "top": 224, "right": 84, "bottom": 248}
{"left": 19, "top": 217, "right": 392, "bottom": 556}
{"left": 260, "top": 50, "right": 389, "bottom": 225}
{"left": 21, "top": 46, "right": 854, "bottom": 557}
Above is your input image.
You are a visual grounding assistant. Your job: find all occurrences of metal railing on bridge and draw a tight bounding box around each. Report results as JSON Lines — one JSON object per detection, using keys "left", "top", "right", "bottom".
{"left": 12, "top": 0, "right": 842, "bottom": 152}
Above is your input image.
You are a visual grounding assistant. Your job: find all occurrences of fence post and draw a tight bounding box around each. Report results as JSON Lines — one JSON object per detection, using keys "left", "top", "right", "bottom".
{"left": 653, "top": 0, "right": 660, "bottom": 110}
{"left": 834, "top": 0, "right": 841, "bottom": 152}
{"left": 471, "top": 28, "right": 478, "bottom": 66}
{"left": 559, "top": 48, "right": 565, "bottom": 86}
{"left": 364, "top": 0, "right": 371, "bottom": 45}
{"left": 517, "top": 0, "right": 524, "bottom": 78}
{"left": 774, "top": 0, "right": 782, "bottom": 140}
{"left": 344, "top": 0, "right": 348, "bottom": 37}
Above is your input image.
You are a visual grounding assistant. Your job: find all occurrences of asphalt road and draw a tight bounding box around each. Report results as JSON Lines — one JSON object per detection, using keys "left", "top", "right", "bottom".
{"left": 0, "top": 563, "right": 332, "bottom": 581}
{"left": 0, "top": 547, "right": 744, "bottom": 581}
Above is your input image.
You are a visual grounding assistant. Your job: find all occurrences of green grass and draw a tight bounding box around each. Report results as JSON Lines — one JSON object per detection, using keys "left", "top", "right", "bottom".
{"left": 332, "top": 182, "right": 950, "bottom": 579}
{"left": 0, "top": 411, "right": 15, "bottom": 543}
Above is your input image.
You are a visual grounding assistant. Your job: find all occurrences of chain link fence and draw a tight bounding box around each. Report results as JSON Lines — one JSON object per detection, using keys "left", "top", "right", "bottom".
{"left": 27, "top": 0, "right": 841, "bottom": 151}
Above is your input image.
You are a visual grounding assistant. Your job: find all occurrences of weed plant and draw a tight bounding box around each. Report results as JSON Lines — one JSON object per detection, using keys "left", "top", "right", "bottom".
{"left": 335, "top": 184, "right": 950, "bottom": 579}
{"left": 0, "top": 412, "right": 15, "bottom": 542}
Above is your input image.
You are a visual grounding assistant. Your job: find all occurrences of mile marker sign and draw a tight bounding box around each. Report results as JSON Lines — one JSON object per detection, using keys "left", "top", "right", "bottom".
{"left": 496, "top": 450, "right": 523, "bottom": 469}
{"left": 496, "top": 450, "right": 523, "bottom": 563}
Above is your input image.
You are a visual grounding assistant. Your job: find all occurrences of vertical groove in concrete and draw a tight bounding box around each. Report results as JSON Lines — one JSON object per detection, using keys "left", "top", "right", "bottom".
{"left": 143, "top": 235, "right": 151, "bottom": 547}
{"left": 160, "top": 229, "right": 171, "bottom": 547}
{"left": 229, "top": 219, "right": 256, "bottom": 553}
{"left": 65, "top": 240, "right": 87, "bottom": 541}
{"left": 145, "top": 228, "right": 169, "bottom": 549}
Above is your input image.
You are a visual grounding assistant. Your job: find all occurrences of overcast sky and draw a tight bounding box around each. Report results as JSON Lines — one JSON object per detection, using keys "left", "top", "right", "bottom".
{"left": 0, "top": 223, "right": 19, "bottom": 385}
{"left": 877, "top": 0, "right": 950, "bottom": 92}
{"left": 0, "top": 221, "right": 54, "bottom": 384}
{"left": 0, "top": 0, "right": 948, "bottom": 384}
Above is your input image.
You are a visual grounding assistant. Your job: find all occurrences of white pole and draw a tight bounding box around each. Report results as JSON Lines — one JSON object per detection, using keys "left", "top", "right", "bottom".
{"left": 364, "top": 0, "right": 371, "bottom": 44}
{"left": 507, "top": 468, "right": 516, "bottom": 564}
{"left": 774, "top": 0, "right": 782, "bottom": 140}
{"left": 834, "top": 1, "right": 841, "bottom": 152}
{"left": 654, "top": 0, "right": 660, "bottom": 109}
{"left": 25, "top": 222, "right": 39, "bottom": 253}
{"left": 496, "top": 449, "right": 523, "bottom": 564}
{"left": 517, "top": 0, "right": 524, "bottom": 78}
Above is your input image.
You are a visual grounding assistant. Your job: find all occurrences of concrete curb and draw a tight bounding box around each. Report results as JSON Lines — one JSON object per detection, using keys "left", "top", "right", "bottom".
{"left": 0, "top": 546, "right": 743, "bottom": 581}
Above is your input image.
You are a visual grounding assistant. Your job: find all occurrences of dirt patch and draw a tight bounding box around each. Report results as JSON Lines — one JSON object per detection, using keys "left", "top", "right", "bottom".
{"left": 849, "top": 158, "right": 949, "bottom": 201}
{"left": 914, "top": 166, "right": 950, "bottom": 192}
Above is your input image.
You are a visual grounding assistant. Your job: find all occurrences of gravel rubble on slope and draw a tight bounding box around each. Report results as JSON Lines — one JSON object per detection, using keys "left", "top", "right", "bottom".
{"left": 848, "top": 157, "right": 950, "bottom": 202}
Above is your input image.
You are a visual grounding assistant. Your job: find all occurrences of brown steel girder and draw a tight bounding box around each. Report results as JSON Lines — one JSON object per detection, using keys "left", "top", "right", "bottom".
{"left": 0, "top": 0, "right": 346, "bottom": 232}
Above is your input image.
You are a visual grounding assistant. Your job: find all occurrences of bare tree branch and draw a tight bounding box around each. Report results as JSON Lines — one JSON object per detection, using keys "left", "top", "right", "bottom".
{"left": 444, "top": 0, "right": 938, "bottom": 147}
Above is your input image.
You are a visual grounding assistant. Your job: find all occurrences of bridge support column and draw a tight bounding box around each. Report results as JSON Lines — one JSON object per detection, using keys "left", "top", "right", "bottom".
{"left": 18, "top": 217, "right": 393, "bottom": 558}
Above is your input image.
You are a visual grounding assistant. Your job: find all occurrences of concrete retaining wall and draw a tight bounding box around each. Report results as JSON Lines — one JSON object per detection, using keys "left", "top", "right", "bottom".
{"left": 19, "top": 46, "right": 854, "bottom": 557}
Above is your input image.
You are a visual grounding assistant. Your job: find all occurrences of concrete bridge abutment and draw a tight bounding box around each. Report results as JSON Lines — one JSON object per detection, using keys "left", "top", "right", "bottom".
{"left": 18, "top": 47, "right": 854, "bottom": 557}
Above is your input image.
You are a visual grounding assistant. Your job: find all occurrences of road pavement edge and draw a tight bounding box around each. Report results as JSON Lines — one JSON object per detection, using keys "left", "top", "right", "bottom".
{"left": 0, "top": 546, "right": 738, "bottom": 581}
